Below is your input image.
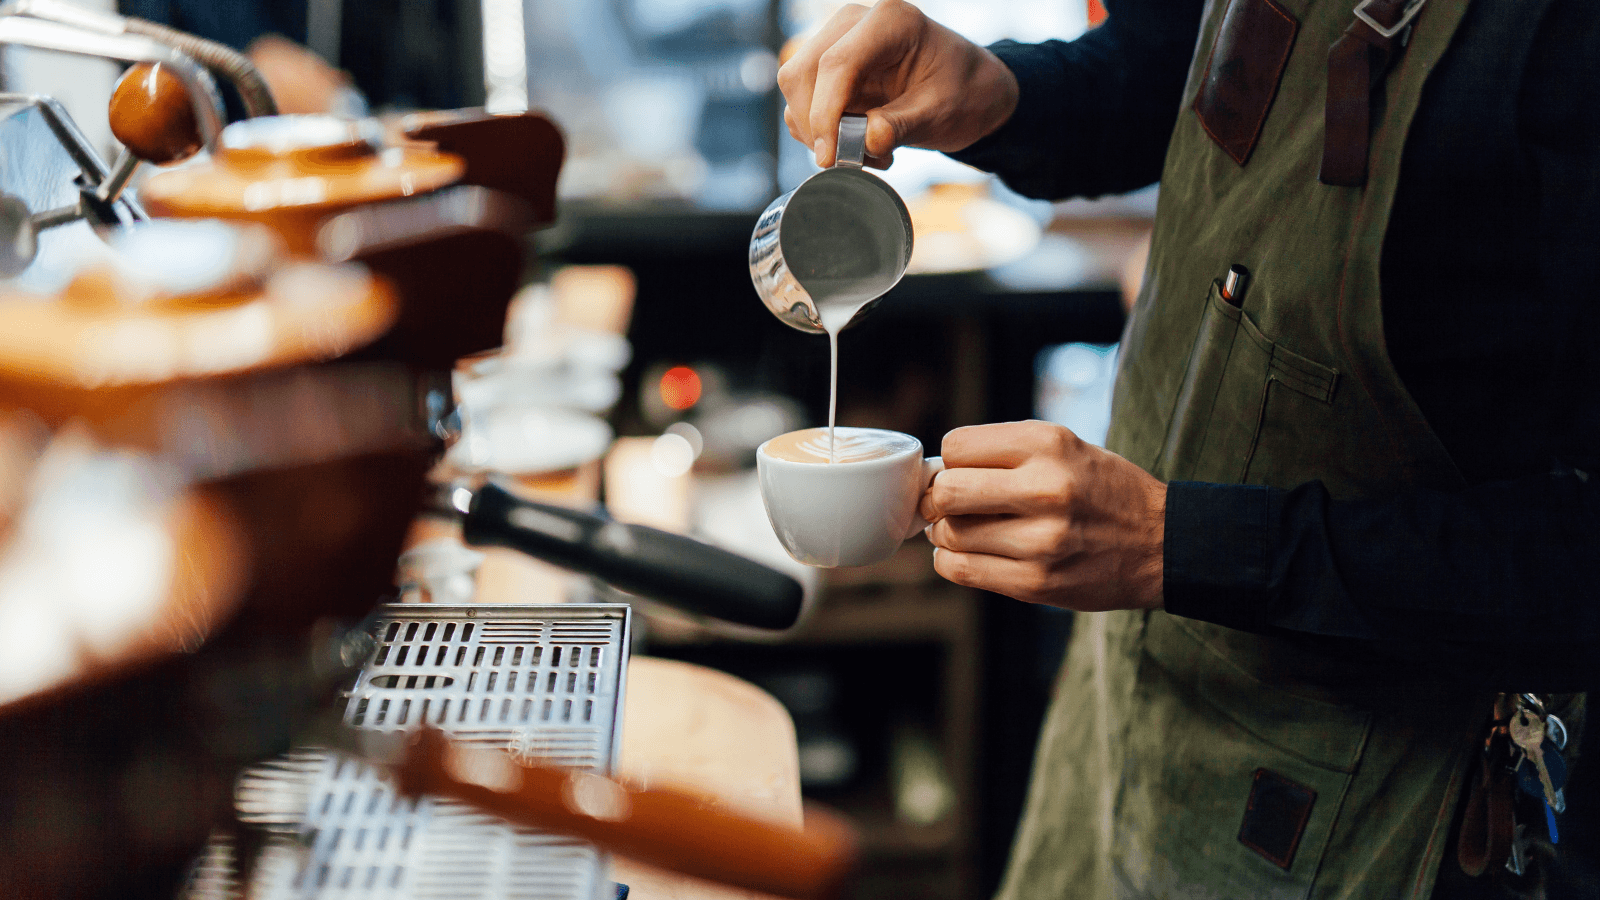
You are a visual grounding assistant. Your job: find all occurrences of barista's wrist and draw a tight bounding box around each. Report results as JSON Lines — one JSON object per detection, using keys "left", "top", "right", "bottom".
{"left": 946, "top": 41, "right": 1054, "bottom": 162}
{"left": 1161, "top": 482, "right": 1276, "bottom": 632}
{"left": 966, "top": 46, "right": 1020, "bottom": 149}
{"left": 1133, "top": 477, "right": 1167, "bottom": 611}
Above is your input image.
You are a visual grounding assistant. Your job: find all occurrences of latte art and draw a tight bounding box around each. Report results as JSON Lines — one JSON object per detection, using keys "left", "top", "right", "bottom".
{"left": 762, "top": 427, "right": 918, "bottom": 464}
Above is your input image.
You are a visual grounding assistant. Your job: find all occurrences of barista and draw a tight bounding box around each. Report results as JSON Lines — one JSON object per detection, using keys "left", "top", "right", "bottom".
{"left": 780, "top": 0, "right": 1600, "bottom": 896}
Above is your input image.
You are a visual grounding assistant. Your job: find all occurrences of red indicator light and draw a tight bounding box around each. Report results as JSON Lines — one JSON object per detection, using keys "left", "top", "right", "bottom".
{"left": 659, "top": 366, "right": 702, "bottom": 411}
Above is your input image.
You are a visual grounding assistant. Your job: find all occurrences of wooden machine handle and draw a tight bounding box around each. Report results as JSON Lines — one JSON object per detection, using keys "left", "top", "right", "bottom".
{"left": 394, "top": 727, "right": 858, "bottom": 900}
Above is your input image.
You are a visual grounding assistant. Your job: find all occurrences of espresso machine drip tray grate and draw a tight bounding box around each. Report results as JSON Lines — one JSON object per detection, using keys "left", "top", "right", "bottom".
{"left": 205, "top": 604, "right": 631, "bottom": 900}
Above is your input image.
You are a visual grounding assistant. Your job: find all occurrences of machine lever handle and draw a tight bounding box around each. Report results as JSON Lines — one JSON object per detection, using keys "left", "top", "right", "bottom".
{"left": 393, "top": 727, "right": 856, "bottom": 900}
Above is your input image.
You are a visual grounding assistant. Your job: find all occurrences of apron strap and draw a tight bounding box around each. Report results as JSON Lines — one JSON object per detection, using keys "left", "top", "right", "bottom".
{"left": 1456, "top": 749, "right": 1516, "bottom": 877}
{"left": 1320, "top": 0, "right": 1428, "bottom": 186}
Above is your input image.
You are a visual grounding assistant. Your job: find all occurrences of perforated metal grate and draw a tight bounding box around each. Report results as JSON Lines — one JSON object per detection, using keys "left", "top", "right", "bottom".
{"left": 224, "top": 604, "right": 631, "bottom": 900}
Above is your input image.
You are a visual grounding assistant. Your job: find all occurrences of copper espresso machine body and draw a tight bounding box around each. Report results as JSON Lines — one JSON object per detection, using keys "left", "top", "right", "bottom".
{"left": 138, "top": 105, "right": 566, "bottom": 371}
{"left": 0, "top": 20, "right": 635, "bottom": 899}
{"left": 0, "top": 18, "right": 467, "bottom": 892}
{"left": 0, "top": 15, "right": 821, "bottom": 900}
{"left": 0, "top": 219, "right": 440, "bottom": 899}
{"left": 123, "top": 117, "right": 812, "bottom": 898}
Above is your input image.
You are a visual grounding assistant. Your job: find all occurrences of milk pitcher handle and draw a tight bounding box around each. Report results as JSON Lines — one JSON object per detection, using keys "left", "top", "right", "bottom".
{"left": 835, "top": 114, "right": 868, "bottom": 169}
{"left": 906, "top": 456, "right": 945, "bottom": 539}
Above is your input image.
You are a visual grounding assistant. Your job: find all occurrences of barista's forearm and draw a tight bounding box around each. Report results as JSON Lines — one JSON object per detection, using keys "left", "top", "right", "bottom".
{"left": 945, "top": 0, "right": 1204, "bottom": 200}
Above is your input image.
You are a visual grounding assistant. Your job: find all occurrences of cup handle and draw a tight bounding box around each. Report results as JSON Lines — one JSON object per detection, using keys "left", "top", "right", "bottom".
{"left": 905, "top": 456, "right": 945, "bottom": 540}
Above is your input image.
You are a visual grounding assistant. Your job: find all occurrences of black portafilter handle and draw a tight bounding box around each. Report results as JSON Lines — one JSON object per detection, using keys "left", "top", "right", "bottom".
{"left": 458, "top": 482, "right": 804, "bottom": 630}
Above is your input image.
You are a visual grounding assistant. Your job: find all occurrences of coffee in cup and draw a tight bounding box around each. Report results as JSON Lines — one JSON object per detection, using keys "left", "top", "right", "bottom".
{"left": 757, "top": 427, "right": 943, "bottom": 567}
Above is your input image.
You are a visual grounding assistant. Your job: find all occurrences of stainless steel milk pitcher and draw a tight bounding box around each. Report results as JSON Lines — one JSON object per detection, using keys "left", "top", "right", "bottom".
{"left": 749, "top": 114, "right": 913, "bottom": 334}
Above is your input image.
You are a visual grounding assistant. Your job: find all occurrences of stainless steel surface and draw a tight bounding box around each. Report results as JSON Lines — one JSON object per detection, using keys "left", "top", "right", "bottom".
{"left": 95, "top": 148, "right": 139, "bottom": 204}
{"left": 0, "top": 94, "right": 144, "bottom": 286}
{"left": 750, "top": 114, "right": 912, "bottom": 334}
{"left": 833, "top": 114, "right": 867, "bottom": 172}
{"left": 0, "top": 11, "right": 232, "bottom": 278}
{"left": 217, "top": 603, "right": 632, "bottom": 900}
{"left": 0, "top": 14, "right": 225, "bottom": 150}
{"left": 2, "top": 0, "right": 274, "bottom": 118}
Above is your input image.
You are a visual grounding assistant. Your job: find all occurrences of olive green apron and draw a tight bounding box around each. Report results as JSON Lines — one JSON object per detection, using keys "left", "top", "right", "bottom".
{"left": 993, "top": 1, "right": 1503, "bottom": 897}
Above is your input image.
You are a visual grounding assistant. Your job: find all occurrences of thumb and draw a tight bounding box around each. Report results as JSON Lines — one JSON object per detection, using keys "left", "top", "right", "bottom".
{"left": 862, "top": 108, "right": 907, "bottom": 160}
{"left": 866, "top": 90, "right": 948, "bottom": 156}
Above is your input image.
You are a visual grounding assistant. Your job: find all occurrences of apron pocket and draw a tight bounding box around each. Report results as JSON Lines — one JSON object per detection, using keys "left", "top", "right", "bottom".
{"left": 1161, "top": 279, "right": 1337, "bottom": 485}
{"left": 1110, "top": 613, "right": 1369, "bottom": 900}
{"left": 1239, "top": 315, "right": 1340, "bottom": 487}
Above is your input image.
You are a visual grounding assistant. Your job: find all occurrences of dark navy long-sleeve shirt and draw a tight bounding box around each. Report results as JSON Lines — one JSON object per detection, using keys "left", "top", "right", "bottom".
{"left": 948, "top": 0, "right": 1600, "bottom": 689}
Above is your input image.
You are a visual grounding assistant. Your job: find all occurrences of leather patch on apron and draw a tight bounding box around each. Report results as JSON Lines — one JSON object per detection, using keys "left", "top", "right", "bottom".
{"left": 1238, "top": 768, "right": 1317, "bottom": 869}
{"left": 1194, "top": 0, "right": 1300, "bottom": 166}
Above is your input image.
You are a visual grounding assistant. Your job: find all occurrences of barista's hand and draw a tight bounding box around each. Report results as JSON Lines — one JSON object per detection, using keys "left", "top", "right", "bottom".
{"left": 920, "top": 421, "right": 1167, "bottom": 611}
{"left": 247, "top": 35, "right": 354, "bottom": 116}
{"left": 777, "top": 0, "right": 1019, "bottom": 169}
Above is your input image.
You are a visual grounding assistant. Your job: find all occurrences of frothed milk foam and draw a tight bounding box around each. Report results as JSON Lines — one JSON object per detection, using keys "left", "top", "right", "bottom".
{"left": 763, "top": 426, "right": 918, "bottom": 464}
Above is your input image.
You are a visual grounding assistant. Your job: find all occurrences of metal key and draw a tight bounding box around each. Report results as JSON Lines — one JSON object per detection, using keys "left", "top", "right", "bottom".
{"left": 1507, "top": 823, "right": 1529, "bottom": 877}
{"left": 1510, "top": 707, "right": 1561, "bottom": 810}
{"left": 1547, "top": 713, "right": 1569, "bottom": 752}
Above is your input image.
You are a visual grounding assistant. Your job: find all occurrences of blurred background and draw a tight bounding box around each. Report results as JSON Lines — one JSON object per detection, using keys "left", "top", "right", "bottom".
{"left": 3, "top": 1, "right": 1593, "bottom": 899}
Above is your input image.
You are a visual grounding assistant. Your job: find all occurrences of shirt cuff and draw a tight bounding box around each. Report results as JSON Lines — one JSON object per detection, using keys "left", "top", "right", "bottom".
{"left": 1162, "top": 481, "right": 1276, "bottom": 633}
{"left": 944, "top": 41, "right": 1062, "bottom": 171}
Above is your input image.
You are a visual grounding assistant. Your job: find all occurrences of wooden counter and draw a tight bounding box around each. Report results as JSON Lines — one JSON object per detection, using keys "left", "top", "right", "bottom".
{"left": 615, "top": 656, "right": 803, "bottom": 900}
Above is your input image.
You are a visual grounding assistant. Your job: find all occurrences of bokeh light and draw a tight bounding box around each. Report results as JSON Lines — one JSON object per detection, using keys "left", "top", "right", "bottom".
{"left": 658, "top": 366, "right": 702, "bottom": 411}
{"left": 650, "top": 432, "right": 696, "bottom": 478}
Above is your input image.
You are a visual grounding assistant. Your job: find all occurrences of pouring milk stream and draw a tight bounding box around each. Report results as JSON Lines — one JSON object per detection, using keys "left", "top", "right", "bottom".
{"left": 819, "top": 299, "right": 868, "bottom": 461}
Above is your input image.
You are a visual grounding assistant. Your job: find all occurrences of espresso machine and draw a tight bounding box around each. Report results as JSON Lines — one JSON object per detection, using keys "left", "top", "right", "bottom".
{"left": 0, "top": 6, "right": 847, "bottom": 899}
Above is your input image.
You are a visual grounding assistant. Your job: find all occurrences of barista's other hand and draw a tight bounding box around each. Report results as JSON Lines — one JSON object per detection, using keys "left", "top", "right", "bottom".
{"left": 248, "top": 35, "right": 354, "bottom": 116}
{"left": 777, "top": 0, "right": 1019, "bottom": 169}
{"left": 920, "top": 421, "right": 1166, "bottom": 612}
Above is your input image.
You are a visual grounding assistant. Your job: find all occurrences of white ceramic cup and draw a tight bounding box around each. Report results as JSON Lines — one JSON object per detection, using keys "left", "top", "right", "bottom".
{"left": 757, "top": 427, "right": 944, "bottom": 568}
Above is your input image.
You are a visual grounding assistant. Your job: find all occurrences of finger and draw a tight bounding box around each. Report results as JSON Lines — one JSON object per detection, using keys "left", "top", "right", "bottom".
{"left": 809, "top": 1, "right": 918, "bottom": 167}
{"left": 784, "top": 105, "right": 803, "bottom": 145}
{"left": 940, "top": 420, "right": 1081, "bottom": 469}
{"left": 932, "top": 547, "right": 1055, "bottom": 605}
{"left": 868, "top": 85, "right": 971, "bottom": 155}
{"left": 920, "top": 466, "right": 1040, "bottom": 520}
{"left": 927, "top": 513, "right": 1069, "bottom": 560}
{"left": 864, "top": 92, "right": 935, "bottom": 158}
{"left": 862, "top": 109, "right": 901, "bottom": 162}
{"left": 776, "top": 4, "right": 869, "bottom": 154}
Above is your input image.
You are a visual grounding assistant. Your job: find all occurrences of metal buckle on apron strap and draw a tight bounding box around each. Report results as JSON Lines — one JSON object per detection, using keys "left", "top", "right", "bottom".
{"left": 1354, "top": 0, "right": 1427, "bottom": 40}
{"left": 1319, "top": 0, "right": 1430, "bottom": 186}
